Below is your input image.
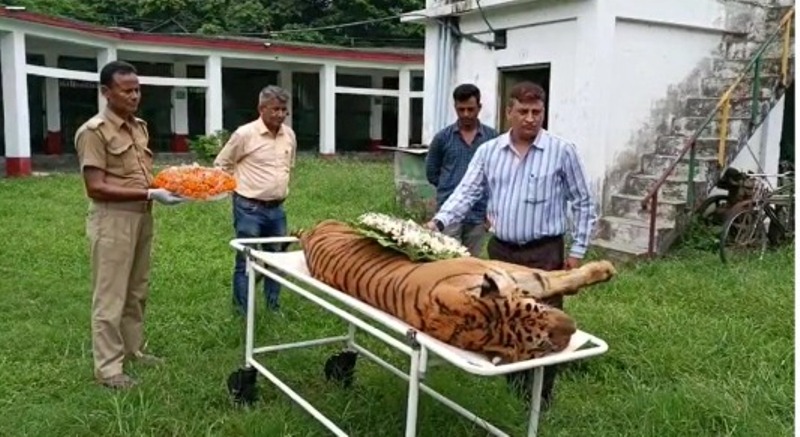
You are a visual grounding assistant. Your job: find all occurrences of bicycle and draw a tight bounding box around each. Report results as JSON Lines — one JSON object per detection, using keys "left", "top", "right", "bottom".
{"left": 718, "top": 170, "right": 795, "bottom": 264}
{"left": 695, "top": 167, "right": 756, "bottom": 227}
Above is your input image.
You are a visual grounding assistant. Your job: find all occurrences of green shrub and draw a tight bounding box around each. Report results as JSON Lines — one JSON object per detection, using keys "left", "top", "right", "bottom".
{"left": 189, "top": 130, "right": 230, "bottom": 164}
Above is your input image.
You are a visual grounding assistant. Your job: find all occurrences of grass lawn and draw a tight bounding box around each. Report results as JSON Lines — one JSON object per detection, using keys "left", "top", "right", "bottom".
{"left": 0, "top": 156, "right": 794, "bottom": 437}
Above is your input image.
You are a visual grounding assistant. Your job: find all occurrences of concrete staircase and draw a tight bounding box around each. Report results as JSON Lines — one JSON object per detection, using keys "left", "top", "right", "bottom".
{"left": 591, "top": 2, "right": 795, "bottom": 262}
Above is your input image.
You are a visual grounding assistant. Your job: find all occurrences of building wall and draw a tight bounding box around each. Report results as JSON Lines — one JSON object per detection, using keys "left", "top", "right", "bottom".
{"left": 603, "top": 16, "right": 724, "bottom": 207}
{"left": 455, "top": 4, "right": 582, "bottom": 135}
{"left": 0, "top": 54, "right": 47, "bottom": 157}
{"left": 427, "top": 0, "right": 733, "bottom": 209}
{"left": 3, "top": 54, "right": 422, "bottom": 155}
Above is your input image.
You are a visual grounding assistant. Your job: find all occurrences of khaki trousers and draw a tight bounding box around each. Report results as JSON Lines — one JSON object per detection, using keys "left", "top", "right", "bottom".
{"left": 86, "top": 201, "right": 153, "bottom": 379}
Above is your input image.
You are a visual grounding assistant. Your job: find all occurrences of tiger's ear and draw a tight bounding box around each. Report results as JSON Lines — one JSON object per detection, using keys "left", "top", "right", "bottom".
{"left": 480, "top": 273, "right": 501, "bottom": 298}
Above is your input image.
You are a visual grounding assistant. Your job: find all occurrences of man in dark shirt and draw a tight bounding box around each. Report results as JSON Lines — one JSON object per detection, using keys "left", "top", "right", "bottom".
{"left": 425, "top": 84, "right": 499, "bottom": 256}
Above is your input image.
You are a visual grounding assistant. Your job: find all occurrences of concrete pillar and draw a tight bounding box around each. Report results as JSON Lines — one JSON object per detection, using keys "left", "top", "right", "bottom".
{"left": 278, "top": 67, "right": 293, "bottom": 127}
{"left": 44, "top": 52, "right": 61, "bottom": 155}
{"left": 2, "top": 31, "right": 31, "bottom": 177}
{"left": 96, "top": 46, "right": 117, "bottom": 112}
{"left": 319, "top": 63, "right": 336, "bottom": 155}
{"left": 369, "top": 74, "right": 383, "bottom": 151}
{"left": 171, "top": 62, "right": 189, "bottom": 152}
{"left": 421, "top": 22, "right": 440, "bottom": 145}
{"left": 205, "top": 54, "right": 223, "bottom": 135}
{"left": 397, "top": 66, "right": 411, "bottom": 148}
{"left": 576, "top": 1, "right": 616, "bottom": 208}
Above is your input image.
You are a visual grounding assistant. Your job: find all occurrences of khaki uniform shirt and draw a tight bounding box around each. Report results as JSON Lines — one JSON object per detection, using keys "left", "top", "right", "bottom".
{"left": 213, "top": 118, "right": 297, "bottom": 202}
{"left": 74, "top": 107, "right": 154, "bottom": 191}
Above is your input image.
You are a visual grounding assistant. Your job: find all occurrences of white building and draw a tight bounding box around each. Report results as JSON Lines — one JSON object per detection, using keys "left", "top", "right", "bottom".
{"left": 0, "top": 7, "right": 425, "bottom": 177}
{"left": 403, "top": 0, "right": 795, "bottom": 258}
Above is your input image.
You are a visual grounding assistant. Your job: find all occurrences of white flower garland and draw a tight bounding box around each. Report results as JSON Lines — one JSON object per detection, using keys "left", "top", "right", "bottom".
{"left": 355, "top": 212, "right": 471, "bottom": 261}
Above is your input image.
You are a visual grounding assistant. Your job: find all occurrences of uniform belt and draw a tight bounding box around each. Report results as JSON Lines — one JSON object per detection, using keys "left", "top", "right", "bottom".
{"left": 492, "top": 234, "right": 563, "bottom": 249}
{"left": 92, "top": 200, "right": 153, "bottom": 213}
{"left": 235, "top": 192, "right": 285, "bottom": 208}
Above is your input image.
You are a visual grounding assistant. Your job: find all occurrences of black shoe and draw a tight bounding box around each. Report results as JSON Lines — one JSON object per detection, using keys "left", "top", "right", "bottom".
{"left": 506, "top": 371, "right": 533, "bottom": 402}
{"left": 539, "top": 393, "right": 553, "bottom": 412}
{"left": 506, "top": 370, "right": 553, "bottom": 412}
{"left": 232, "top": 303, "right": 247, "bottom": 317}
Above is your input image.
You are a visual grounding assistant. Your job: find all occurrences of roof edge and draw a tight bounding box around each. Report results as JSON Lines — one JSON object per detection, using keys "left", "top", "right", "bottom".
{"left": 0, "top": 8, "right": 425, "bottom": 64}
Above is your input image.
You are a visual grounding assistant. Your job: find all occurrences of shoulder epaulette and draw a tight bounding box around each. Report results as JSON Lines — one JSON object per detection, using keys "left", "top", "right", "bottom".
{"left": 86, "top": 117, "right": 105, "bottom": 130}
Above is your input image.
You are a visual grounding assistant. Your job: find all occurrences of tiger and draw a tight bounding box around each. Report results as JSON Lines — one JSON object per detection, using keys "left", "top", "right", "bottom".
{"left": 297, "top": 219, "right": 616, "bottom": 364}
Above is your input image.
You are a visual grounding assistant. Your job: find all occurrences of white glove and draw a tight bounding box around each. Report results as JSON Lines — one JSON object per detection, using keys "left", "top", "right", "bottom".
{"left": 147, "top": 188, "right": 186, "bottom": 205}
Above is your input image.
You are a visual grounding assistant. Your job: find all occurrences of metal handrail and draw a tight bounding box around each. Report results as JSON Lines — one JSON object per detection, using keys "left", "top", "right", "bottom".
{"left": 717, "top": 7, "right": 796, "bottom": 164}
{"left": 639, "top": 6, "right": 795, "bottom": 256}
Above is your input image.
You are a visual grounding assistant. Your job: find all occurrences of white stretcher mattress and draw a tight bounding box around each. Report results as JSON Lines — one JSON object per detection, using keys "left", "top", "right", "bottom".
{"left": 250, "top": 249, "right": 608, "bottom": 377}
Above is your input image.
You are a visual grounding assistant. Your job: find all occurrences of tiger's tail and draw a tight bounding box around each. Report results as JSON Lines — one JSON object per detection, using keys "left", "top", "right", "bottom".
{"left": 289, "top": 227, "right": 306, "bottom": 240}
{"left": 281, "top": 227, "right": 307, "bottom": 252}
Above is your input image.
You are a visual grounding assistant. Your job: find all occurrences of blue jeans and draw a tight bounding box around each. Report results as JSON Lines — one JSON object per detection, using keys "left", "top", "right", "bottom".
{"left": 232, "top": 193, "right": 287, "bottom": 313}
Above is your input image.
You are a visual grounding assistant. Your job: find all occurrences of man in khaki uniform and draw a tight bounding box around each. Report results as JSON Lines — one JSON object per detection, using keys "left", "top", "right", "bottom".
{"left": 214, "top": 85, "right": 297, "bottom": 315}
{"left": 75, "top": 60, "right": 185, "bottom": 389}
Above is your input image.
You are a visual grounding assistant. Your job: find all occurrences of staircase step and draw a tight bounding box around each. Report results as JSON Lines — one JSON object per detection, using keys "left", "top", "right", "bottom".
{"left": 623, "top": 173, "right": 709, "bottom": 201}
{"left": 712, "top": 58, "right": 785, "bottom": 79}
{"left": 766, "top": 4, "right": 795, "bottom": 22}
{"left": 725, "top": 37, "right": 794, "bottom": 60}
{"left": 596, "top": 215, "right": 674, "bottom": 252}
{"left": 641, "top": 153, "right": 719, "bottom": 179}
{"left": 684, "top": 96, "right": 773, "bottom": 118}
{"left": 724, "top": 4, "right": 795, "bottom": 40}
{"left": 593, "top": 5, "right": 794, "bottom": 260}
{"left": 701, "top": 74, "right": 782, "bottom": 98}
{"left": 655, "top": 136, "right": 735, "bottom": 158}
{"left": 671, "top": 115, "right": 749, "bottom": 138}
{"left": 590, "top": 238, "right": 651, "bottom": 264}
{"left": 610, "top": 193, "right": 686, "bottom": 222}
{"left": 724, "top": 7, "right": 769, "bottom": 39}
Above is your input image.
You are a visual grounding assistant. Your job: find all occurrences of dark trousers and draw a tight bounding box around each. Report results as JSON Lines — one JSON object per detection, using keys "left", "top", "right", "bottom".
{"left": 232, "top": 193, "right": 287, "bottom": 313}
{"left": 486, "top": 234, "right": 565, "bottom": 407}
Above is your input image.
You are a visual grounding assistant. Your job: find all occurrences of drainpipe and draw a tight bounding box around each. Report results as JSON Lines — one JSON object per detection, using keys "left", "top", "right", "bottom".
{"left": 434, "top": 17, "right": 455, "bottom": 134}
{"left": 433, "top": 22, "right": 446, "bottom": 133}
{"left": 443, "top": 19, "right": 454, "bottom": 127}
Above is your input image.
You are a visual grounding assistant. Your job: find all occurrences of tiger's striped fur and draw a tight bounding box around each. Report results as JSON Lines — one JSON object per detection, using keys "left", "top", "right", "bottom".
{"left": 299, "top": 220, "right": 616, "bottom": 363}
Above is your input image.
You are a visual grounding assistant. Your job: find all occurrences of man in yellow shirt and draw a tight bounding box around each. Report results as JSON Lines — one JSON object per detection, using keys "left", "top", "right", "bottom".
{"left": 75, "top": 60, "right": 185, "bottom": 389}
{"left": 214, "top": 85, "right": 297, "bottom": 314}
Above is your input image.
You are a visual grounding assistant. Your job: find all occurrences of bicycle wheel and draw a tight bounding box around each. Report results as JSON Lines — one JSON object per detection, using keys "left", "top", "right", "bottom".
{"left": 695, "top": 194, "right": 731, "bottom": 226}
{"left": 719, "top": 201, "right": 769, "bottom": 264}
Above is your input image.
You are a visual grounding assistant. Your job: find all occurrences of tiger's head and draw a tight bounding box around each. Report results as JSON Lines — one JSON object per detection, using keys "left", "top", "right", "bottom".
{"left": 476, "top": 274, "right": 577, "bottom": 364}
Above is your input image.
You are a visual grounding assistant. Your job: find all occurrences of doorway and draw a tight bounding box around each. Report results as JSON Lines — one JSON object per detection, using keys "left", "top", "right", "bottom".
{"left": 497, "top": 63, "right": 551, "bottom": 132}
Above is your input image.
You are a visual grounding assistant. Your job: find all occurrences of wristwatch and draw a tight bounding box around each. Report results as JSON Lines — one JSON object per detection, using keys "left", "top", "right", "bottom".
{"left": 434, "top": 219, "right": 444, "bottom": 232}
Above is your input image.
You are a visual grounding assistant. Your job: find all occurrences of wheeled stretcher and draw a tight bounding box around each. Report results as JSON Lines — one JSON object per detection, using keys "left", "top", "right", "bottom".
{"left": 228, "top": 237, "right": 609, "bottom": 437}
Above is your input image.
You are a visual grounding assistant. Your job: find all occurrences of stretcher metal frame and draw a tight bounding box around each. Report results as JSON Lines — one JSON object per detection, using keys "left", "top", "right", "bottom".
{"left": 229, "top": 237, "right": 609, "bottom": 437}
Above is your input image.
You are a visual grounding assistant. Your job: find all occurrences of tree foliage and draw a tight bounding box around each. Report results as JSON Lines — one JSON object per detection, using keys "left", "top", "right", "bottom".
{"left": 6, "top": 0, "right": 425, "bottom": 48}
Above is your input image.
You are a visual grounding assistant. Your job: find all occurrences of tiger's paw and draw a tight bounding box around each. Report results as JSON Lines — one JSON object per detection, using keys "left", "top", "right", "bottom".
{"left": 582, "top": 260, "right": 617, "bottom": 283}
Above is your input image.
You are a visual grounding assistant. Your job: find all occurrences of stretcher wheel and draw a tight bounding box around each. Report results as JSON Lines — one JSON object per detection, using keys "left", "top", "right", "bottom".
{"left": 227, "top": 366, "right": 259, "bottom": 405}
{"left": 324, "top": 350, "right": 358, "bottom": 388}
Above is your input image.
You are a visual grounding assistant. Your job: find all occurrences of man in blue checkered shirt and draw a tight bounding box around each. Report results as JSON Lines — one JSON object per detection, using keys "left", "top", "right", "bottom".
{"left": 425, "top": 84, "right": 499, "bottom": 256}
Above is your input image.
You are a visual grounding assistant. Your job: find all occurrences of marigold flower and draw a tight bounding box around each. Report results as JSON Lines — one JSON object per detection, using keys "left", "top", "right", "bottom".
{"left": 152, "top": 163, "right": 236, "bottom": 200}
